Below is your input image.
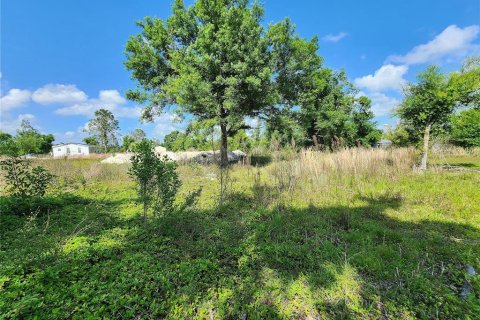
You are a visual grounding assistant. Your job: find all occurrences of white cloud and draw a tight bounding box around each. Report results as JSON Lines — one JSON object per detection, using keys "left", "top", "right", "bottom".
{"left": 0, "top": 113, "right": 36, "bottom": 134}
{"left": 0, "top": 89, "right": 32, "bottom": 111}
{"left": 388, "top": 25, "right": 480, "bottom": 65}
{"left": 53, "top": 124, "right": 89, "bottom": 143}
{"left": 98, "top": 90, "right": 126, "bottom": 105}
{"left": 150, "top": 113, "right": 188, "bottom": 141}
{"left": 322, "top": 32, "right": 348, "bottom": 43}
{"left": 32, "top": 84, "right": 87, "bottom": 105}
{"left": 354, "top": 64, "right": 408, "bottom": 92}
{"left": 358, "top": 91, "right": 400, "bottom": 117}
{"left": 55, "top": 89, "right": 141, "bottom": 118}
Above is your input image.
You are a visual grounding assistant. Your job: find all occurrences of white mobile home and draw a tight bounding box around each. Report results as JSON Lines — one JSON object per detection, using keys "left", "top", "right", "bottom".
{"left": 52, "top": 143, "right": 97, "bottom": 157}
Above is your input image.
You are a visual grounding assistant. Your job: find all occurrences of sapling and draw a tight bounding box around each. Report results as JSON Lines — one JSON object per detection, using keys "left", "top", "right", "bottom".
{"left": 129, "top": 139, "right": 157, "bottom": 224}
{"left": 153, "top": 155, "right": 181, "bottom": 216}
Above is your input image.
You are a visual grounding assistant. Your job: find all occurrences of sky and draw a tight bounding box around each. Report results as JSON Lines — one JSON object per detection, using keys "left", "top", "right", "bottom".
{"left": 1, "top": 0, "right": 479, "bottom": 143}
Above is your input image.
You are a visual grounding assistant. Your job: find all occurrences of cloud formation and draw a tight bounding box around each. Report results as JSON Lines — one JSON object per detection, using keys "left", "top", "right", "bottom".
{"left": 354, "top": 64, "right": 408, "bottom": 92}
{"left": 0, "top": 89, "right": 32, "bottom": 111}
{"left": 388, "top": 25, "right": 480, "bottom": 65}
{"left": 32, "top": 84, "right": 88, "bottom": 105}
{"left": 53, "top": 123, "right": 89, "bottom": 143}
{"left": 151, "top": 112, "right": 188, "bottom": 140}
{"left": 367, "top": 92, "right": 401, "bottom": 117}
{"left": 55, "top": 89, "right": 141, "bottom": 118}
{"left": 322, "top": 32, "right": 348, "bottom": 43}
{"left": 0, "top": 113, "right": 36, "bottom": 134}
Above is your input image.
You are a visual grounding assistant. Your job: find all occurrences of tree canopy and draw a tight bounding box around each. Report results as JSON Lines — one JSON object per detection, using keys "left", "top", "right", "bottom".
{"left": 85, "top": 109, "right": 119, "bottom": 152}
{"left": 125, "top": 0, "right": 382, "bottom": 160}
{"left": 397, "top": 59, "right": 480, "bottom": 169}
{"left": 0, "top": 121, "right": 55, "bottom": 156}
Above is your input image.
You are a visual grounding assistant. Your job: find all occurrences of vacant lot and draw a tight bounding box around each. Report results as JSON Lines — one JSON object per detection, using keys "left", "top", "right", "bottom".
{"left": 1, "top": 148, "right": 479, "bottom": 319}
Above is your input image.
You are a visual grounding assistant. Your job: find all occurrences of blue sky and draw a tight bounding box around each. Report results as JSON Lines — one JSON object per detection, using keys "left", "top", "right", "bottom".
{"left": 1, "top": 0, "right": 479, "bottom": 143}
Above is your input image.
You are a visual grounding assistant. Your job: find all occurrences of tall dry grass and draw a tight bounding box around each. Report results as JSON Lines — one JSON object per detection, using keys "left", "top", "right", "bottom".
{"left": 33, "top": 158, "right": 130, "bottom": 187}
{"left": 431, "top": 144, "right": 480, "bottom": 156}
{"left": 265, "top": 148, "right": 416, "bottom": 195}
{"left": 297, "top": 147, "right": 416, "bottom": 179}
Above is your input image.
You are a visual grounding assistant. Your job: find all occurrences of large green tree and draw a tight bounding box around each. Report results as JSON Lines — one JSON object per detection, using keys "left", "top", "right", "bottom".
{"left": 352, "top": 96, "right": 382, "bottom": 147}
{"left": 397, "top": 60, "right": 479, "bottom": 170}
{"left": 125, "top": 0, "right": 323, "bottom": 166}
{"left": 85, "top": 109, "right": 119, "bottom": 152}
{"left": 450, "top": 108, "right": 480, "bottom": 148}
{"left": 125, "top": 0, "right": 274, "bottom": 166}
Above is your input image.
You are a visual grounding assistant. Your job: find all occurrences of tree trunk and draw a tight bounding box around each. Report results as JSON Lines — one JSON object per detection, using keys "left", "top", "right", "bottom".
{"left": 419, "top": 123, "right": 431, "bottom": 170}
{"left": 143, "top": 204, "right": 148, "bottom": 225}
{"left": 220, "top": 122, "right": 228, "bottom": 168}
{"left": 102, "top": 132, "right": 108, "bottom": 153}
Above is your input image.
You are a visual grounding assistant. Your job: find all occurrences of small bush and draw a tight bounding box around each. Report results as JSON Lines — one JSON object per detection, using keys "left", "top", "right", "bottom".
{"left": 129, "top": 140, "right": 188, "bottom": 223}
{"left": 0, "top": 157, "right": 54, "bottom": 198}
{"left": 153, "top": 155, "right": 181, "bottom": 216}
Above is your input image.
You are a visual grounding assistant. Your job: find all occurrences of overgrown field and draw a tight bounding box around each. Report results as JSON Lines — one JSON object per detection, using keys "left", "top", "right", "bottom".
{"left": 1, "top": 148, "right": 479, "bottom": 319}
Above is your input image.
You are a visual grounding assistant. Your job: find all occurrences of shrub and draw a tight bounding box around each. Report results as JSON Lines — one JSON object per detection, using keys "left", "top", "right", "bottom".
{"left": 153, "top": 155, "right": 181, "bottom": 216}
{"left": 0, "top": 157, "right": 54, "bottom": 198}
{"left": 129, "top": 140, "right": 184, "bottom": 223}
{"left": 129, "top": 140, "right": 158, "bottom": 224}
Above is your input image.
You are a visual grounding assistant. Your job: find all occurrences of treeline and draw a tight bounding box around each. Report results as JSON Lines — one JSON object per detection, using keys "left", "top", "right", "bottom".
{"left": 124, "top": 0, "right": 382, "bottom": 166}
{"left": 0, "top": 120, "right": 54, "bottom": 156}
{"left": 162, "top": 70, "right": 383, "bottom": 152}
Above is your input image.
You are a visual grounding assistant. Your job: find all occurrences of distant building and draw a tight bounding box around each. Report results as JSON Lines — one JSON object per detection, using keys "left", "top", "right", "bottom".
{"left": 376, "top": 139, "right": 393, "bottom": 148}
{"left": 52, "top": 143, "right": 97, "bottom": 157}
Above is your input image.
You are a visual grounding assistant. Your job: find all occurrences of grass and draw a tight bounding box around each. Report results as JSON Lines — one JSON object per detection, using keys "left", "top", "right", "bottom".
{"left": 1, "top": 148, "right": 479, "bottom": 319}
{"left": 430, "top": 146, "right": 480, "bottom": 169}
{"left": 430, "top": 154, "right": 480, "bottom": 169}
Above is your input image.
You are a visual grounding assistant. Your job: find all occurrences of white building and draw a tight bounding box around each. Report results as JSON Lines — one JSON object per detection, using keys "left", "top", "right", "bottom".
{"left": 52, "top": 143, "right": 97, "bottom": 157}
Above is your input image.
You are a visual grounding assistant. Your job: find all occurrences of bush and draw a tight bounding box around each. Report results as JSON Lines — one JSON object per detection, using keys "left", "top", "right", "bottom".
{"left": 129, "top": 140, "right": 184, "bottom": 223}
{"left": 0, "top": 158, "right": 55, "bottom": 198}
{"left": 153, "top": 155, "right": 181, "bottom": 216}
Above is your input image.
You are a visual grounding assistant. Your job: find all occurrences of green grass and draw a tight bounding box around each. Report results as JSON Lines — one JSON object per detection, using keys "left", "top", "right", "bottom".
{"left": 1, "top": 157, "right": 479, "bottom": 319}
{"left": 430, "top": 154, "right": 480, "bottom": 169}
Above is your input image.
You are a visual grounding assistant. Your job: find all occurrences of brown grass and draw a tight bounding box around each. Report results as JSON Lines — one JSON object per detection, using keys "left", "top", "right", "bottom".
{"left": 294, "top": 147, "right": 416, "bottom": 179}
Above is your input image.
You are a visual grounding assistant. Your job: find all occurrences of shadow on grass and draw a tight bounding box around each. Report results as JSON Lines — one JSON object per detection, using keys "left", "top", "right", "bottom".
{"left": 249, "top": 154, "right": 273, "bottom": 167}
{"left": 1, "top": 190, "right": 479, "bottom": 319}
{"left": 444, "top": 162, "right": 478, "bottom": 168}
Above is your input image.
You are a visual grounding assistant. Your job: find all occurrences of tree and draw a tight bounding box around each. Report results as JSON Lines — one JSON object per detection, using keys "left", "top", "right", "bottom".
{"left": 384, "top": 122, "right": 421, "bottom": 147}
{"left": 131, "top": 128, "right": 146, "bottom": 141}
{"left": 0, "top": 132, "right": 19, "bottom": 156}
{"left": 397, "top": 61, "right": 480, "bottom": 170}
{"left": 265, "top": 111, "right": 305, "bottom": 147}
{"left": 14, "top": 120, "right": 55, "bottom": 155}
{"left": 450, "top": 108, "right": 480, "bottom": 148}
{"left": 85, "top": 109, "right": 119, "bottom": 152}
{"left": 163, "top": 130, "right": 184, "bottom": 151}
{"left": 352, "top": 96, "right": 382, "bottom": 147}
{"left": 129, "top": 140, "right": 158, "bottom": 224}
{"left": 122, "top": 129, "right": 146, "bottom": 151}
{"left": 125, "top": 0, "right": 306, "bottom": 166}
{"left": 298, "top": 69, "right": 358, "bottom": 149}
{"left": 129, "top": 139, "right": 181, "bottom": 224}
{"left": 83, "top": 136, "right": 99, "bottom": 146}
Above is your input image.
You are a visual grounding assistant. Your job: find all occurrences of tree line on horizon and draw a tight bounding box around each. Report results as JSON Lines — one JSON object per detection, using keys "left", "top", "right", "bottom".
{"left": 1, "top": 0, "right": 478, "bottom": 169}
{"left": 123, "top": 0, "right": 479, "bottom": 168}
